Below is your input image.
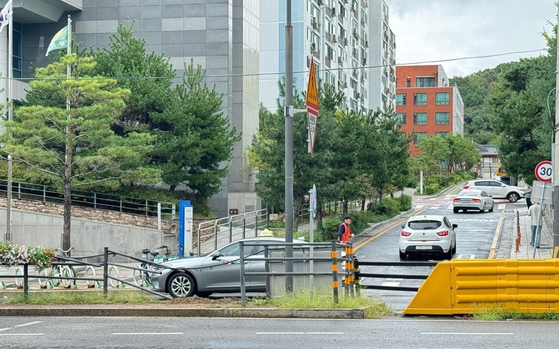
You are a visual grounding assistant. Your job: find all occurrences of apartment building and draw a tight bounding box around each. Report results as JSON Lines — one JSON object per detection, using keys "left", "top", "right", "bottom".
{"left": 259, "top": 0, "right": 396, "bottom": 113}
{"left": 395, "top": 65, "right": 464, "bottom": 156}
{"left": 0, "top": 0, "right": 260, "bottom": 215}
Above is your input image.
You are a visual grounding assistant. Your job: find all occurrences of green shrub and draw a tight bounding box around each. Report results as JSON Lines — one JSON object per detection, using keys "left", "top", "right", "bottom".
{"left": 427, "top": 174, "right": 444, "bottom": 186}
{"left": 349, "top": 211, "right": 373, "bottom": 234}
{"left": 397, "top": 194, "right": 412, "bottom": 211}
{"left": 424, "top": 183, "right": 440, "bottom": 195}
{"left": 319, "top": 215, "right": 341, "bottom": 242}
{"left": 375, "top": 198, "right": 400, "bottom": 217}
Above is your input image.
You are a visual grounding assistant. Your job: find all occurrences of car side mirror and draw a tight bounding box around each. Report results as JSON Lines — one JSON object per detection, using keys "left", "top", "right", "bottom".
{"left": 452, "top": 224, "right": 458, "bottom": 229}
{"left": 211, "top": 252, "right": 222, "bottom": 261}
{"left": 401, "top": 224, "right": 405, "bottom": 229}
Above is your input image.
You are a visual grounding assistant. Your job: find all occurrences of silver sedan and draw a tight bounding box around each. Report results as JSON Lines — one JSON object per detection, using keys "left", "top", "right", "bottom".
{"left": 150, "top": 237, "right": 307, "bottom": 298}
{"left": 453, "top": 189, "right": 494, "bottom": 213}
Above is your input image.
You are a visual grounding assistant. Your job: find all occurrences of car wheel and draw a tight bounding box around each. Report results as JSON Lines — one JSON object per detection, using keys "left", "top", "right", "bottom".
{"left": 480, "top": 204, "right": 485, "bottom": 213}
{"left": 453, "top": 207, "right": 459, "bottom": 213}
{"left": 167, "top": 272, "right": 195, "bottom": 298}
{"left": 445, "top": 248, "right": 453, "bottom": 260}
{"left": 399, "top": 251, "right": 407, "bottom": 260}
{"left": 507, "top": 192, "right": 519, "bottom": 203}
{"left": 489, "top": 204, "right": 494, "bottom": 212}
{"left": 452, "top": 242, "right": 457, "bottom": 254}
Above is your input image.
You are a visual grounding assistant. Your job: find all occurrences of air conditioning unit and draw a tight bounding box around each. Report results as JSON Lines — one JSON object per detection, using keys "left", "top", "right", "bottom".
{"left": 338, "top": 56, "right": 343, "bottom": 64}
{"left": 332, "top": 35, "right": 336, "bottom": 42}
{"left": 311, "top": 16, "right": 318, "bottom": 29}
{"left": 362, "top": 58, "right": 367, "bottom": 65}
{"left": 343, "top": 38, "right": 348, "bottom": 46}
{"left": 311, "top": 43, "right": 317, "bottom": 52}
{"left": 365, "top": 40, "right": 369, "bottom": 48}
{"left": 332, "top": 7, "right": 336, "bottom": 16}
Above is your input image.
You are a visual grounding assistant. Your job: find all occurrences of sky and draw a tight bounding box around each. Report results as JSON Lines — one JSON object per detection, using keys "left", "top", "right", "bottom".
{"left": 385, "top": 0, "right": 557, "bottom": 77}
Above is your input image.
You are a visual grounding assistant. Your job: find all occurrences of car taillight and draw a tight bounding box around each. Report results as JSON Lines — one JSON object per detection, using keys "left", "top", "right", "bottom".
{"left": 473, "top": 198, "right": 481, "bottom": 203}
{"left": 453, "top": 198, "right": 460, "bottom": 202}
{"left": 401, "top": 231, "right": 412, "bottom": 237}
{"left": 463, "top": 185, "right": 470, "bottom": 189}
{"left": 437, "top": 230, "right": 449, "bottom": 236}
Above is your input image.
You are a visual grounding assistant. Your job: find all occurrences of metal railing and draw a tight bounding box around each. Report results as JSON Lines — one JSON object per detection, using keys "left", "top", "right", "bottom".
{"left": 357, "top": 260, "right": 438, "bottom": 292}
{"left": 195, "top": 209, "right": 268, "bottom": 256}
{"left": 0, "top": 179, "right": 176, "bottom": 220}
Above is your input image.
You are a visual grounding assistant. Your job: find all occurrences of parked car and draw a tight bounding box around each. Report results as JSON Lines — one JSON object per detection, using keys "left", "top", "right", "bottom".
{"left": 150, "top": 237, "right": 308, "bottom": 298}
{"left": 463, "top": 179, "right": 525, "bottom": 202}
{"left": 399, "top": 215, "right": 457, "bottom": 260}
{"left": 453, "top": 189, "right": 494, "bottom": 213}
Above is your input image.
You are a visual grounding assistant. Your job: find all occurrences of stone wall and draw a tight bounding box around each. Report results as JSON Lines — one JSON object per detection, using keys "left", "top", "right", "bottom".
{"left": 0, "top": 197, "right": 177, "bottom": 235}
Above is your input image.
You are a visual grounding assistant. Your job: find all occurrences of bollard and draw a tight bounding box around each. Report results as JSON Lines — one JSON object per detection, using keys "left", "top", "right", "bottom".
{"left": 331, "top": 241, "right": 338, "bottom": 304}
{"left": 354, "top": 256, "right": 360, "bottom": 296}
{"left": 103, "top": 247, "right": 109, "bottom": 296}
{"left": 515, "top": 211, "right": 521, "bottom": 253}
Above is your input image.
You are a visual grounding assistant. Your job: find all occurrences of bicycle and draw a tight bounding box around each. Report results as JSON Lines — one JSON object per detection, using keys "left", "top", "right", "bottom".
{"left": 46, "top": 247, "right": 77, "bottom": 289}
{"left": 133, "top": 245, "right": 171, "bottom": 287}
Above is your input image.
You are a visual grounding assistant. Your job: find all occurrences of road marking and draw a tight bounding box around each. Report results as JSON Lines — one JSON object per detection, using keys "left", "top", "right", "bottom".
{"left": 488, "top": 216, "right": 505, "bottom": 259}
{"left": 354, "top": 209, "right": 426, "bottom": 252}
{"left": 456, "top": 255, "right": 475, "bottom": 259}
{"left": 497, "top": 204, "right": 506, "bottom": 210}
{"left": 112, "top": 333, "right": 184, "bottom": 335}
{"left": 422, "top": 332, "right": 513, "bottom": 336}
{"left": 0, "top": 333, "right": 44, "bottom": 336}
{"left": 416, "top": 204, "right": 424, "bottom": 208}
{"left": 257, "top": 332, "right": 344, "bottom": 335}
{"left": 381, "top": 281, "right": 402, "bottom": 287}
{"left": 14, "top": 321, "right": 43, "bottom": 328}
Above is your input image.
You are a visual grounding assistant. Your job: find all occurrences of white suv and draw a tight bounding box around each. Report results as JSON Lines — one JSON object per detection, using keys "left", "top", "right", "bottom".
{"left": 463, "top": 180, "right": 525, "bottom": 202}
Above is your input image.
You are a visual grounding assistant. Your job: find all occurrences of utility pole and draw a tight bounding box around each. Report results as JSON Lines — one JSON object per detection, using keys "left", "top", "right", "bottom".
{"left": 553, "top": 3, "right": 559, "bottom": 257}
{"left": 284, "top": 0, "right": 294, "bottom": 292}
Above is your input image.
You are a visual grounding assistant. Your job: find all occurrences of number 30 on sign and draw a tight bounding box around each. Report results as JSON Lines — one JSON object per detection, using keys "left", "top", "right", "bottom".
{"left": 535, "top": 161, "right": 552, "bottom": 183}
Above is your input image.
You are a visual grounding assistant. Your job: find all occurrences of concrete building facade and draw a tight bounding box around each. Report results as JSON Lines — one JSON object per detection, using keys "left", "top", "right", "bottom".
{"left": 395, "top": 65, "right": 464, "bottom": 156}
{"left": 259, "top": 0, "right": 396, "bottom": 113}
{"left": 0, "top": 0, "right": 260, "bottom": 216}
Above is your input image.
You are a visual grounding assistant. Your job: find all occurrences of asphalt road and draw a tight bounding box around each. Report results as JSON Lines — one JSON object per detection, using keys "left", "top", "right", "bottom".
{"left": 1, "top": 316, "right": 557, "bottom": 348}
{"left": 355, "top": 185, "right": 526, "bottom": 313}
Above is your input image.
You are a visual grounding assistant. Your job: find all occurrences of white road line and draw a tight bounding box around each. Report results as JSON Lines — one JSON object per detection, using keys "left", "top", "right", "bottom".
{"left": 498, "top": 204, "right": 506, "bottom": 209}
{"left": 14, "top": 321, "right": 43, "bottom": 328}
{"left": 415, "top": 204, "right": 424, "bottom": 208}
{"left": 381, "top": 281, "right": 401, "bottom": 287}
{"left": 429, "top": 198, "right": 437, "bottom": 200}
{"left": 256, "top": 332, "right": 344, "bottom": 335}
{"left": 0, "top": 333, "right": 44, "bottom": 336}
{"left": 422, "top": 332, "right": 513, "bottom": 336}
{"left": 112, "top": 333, "right": 184, "bottom": 335}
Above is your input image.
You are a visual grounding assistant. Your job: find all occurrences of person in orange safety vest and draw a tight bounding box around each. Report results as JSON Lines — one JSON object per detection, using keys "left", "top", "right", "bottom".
{"left": 338, "top": 216, "right": 354, "bottom": 244}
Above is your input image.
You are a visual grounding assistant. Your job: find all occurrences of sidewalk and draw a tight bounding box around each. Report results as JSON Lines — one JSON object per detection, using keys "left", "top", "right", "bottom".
{"left": 506, "top": 207, "right": 554, "bottom": 259}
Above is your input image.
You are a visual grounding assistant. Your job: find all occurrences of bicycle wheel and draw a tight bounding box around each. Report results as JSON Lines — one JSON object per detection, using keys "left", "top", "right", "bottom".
{"left": 14, "top": 266, "right": 24, "bottom": 289}
{"left": 84, "top": 266, "right": 97, "bottom": 288}
{"left": 61, "top": 266, "right": 75, "bottom": 288}
{"left": 133, "top": 265, "right": 144, "bottom": 287}
{"left": 107, "top": 265, "right": 121, "bottom": 288}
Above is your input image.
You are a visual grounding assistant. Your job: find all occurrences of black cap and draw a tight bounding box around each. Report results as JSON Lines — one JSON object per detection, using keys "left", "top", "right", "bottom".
{"left": 343, "top": 215, "right": 351, "bottom": 220}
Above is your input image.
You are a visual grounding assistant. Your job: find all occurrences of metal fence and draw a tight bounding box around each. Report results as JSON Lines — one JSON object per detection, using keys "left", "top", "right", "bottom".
{"left": 195, "top": 209, "right": 268, "bottom": 256}
{"left": 0, "top": 179, "right": 176, "bottom": 220}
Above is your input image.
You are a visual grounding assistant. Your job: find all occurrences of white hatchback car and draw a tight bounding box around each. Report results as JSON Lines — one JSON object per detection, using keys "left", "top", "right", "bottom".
{"left": 462, "top": 180, "right": 525, "bottom": 202}
{"left": 399, "top": 215, "right": 457, "bottom": 260}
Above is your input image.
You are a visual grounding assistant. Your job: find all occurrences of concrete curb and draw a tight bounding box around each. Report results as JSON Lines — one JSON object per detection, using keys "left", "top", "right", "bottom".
{"left": 0, "top": 305, "right": 365, "bottom": 318}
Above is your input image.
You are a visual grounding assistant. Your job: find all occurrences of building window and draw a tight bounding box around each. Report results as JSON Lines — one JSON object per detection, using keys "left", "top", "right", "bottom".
{"left": 413, "top": 132, "right": 427, "bottom": 145}
{"left": 435, "top": 132, "right": 449, "bottom": 138}
{"left": 435, "top": 92, "right": 450, "bottom": 105}
{"left": 413, "top": 93, "right": 427, "bottom": 105}
{"left": 406, "top": 77, "right": 411, "bottom": 87}
{"left": 413, "top": 112, "right": 427, "bottom": 125}
{"left": 396, "top": 113, "right": 406, "bottom": 124}
{"left": 435, "top": 112, "right": 449, "bottom": 125}
{"left": 13, "top": 21, "right": 21, "bottom": 79}
{"left": 416, "top": 77, "right": 435, "bottom": 87}
{"left": 396, "top": 93, "right": 406, "bottom": 106}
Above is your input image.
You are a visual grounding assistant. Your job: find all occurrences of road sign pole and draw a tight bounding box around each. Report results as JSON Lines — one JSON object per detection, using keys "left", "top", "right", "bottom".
{"left": 554, "top": 6, "right": 559, "bottom": 257}
{"left": 285, "top": 0, "right": 294, "bottom": 292}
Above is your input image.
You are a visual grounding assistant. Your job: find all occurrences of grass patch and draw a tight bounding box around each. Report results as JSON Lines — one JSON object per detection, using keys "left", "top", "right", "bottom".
{"left": 5, "top": 291, "right": 155, "bottom": 305}
{"left": 248, "top": 289, "right": 391, "bottom": 318}
{"left": 472, "top": 303, "right": 559, "bottom": 321}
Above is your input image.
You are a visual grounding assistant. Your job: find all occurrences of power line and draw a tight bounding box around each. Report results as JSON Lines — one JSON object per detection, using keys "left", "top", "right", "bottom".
{"left": 2, "top": 48, "right": 548, "bottom": 81}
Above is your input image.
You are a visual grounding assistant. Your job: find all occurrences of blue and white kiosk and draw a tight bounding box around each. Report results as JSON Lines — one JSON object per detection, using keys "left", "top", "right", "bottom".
{"left": 178, "top": 200, "right": 193, "bottom": 257}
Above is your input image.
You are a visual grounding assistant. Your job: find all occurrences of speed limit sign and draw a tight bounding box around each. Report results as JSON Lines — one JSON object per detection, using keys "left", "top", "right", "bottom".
{"left": 535, "top": 161, "right": 553, "bottom": 182}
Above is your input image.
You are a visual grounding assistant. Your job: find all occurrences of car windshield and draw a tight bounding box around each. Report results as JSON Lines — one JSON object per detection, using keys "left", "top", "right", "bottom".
{"left": 460, "top": 192, "right": 479, "bottom": 197}
{"left": 408, "top": 220, "right": 442, "bottom": 230}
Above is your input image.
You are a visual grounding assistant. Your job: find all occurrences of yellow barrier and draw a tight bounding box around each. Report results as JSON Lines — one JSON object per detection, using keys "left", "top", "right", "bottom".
{"left": 404, "top": 259, "right": 559, "bottom": 315}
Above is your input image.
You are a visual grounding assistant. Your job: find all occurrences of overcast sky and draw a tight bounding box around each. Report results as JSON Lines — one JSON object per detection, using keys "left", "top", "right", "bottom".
{"left": 385, "top": 0, "right": 557, "bottom": 77}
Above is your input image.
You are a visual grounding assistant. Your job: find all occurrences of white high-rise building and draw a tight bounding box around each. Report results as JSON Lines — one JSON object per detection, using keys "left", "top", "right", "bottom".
{"left": 260, "top": 0, "right": 396, "bottom": 112}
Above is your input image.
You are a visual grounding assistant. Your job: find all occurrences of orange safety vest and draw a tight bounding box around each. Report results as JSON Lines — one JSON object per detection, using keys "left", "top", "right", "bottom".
{"left": 339, "top": 222, "right": 351, "bottom": 243}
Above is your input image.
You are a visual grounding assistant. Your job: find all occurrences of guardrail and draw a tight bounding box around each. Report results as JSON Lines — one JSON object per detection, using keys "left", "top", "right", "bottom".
{"left": 0, "top": 179, "right": 176, "bottom": 220}
{"left": 238, "top": 240, "right": 357, "bottom": 307}
{"left": 196, "top": 209, "right": 268, "bottom": 255}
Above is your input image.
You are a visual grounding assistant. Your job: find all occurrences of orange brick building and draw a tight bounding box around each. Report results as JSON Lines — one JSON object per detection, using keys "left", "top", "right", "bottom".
{"left": 395, "top": 65, "right": 464, "bottom": 156}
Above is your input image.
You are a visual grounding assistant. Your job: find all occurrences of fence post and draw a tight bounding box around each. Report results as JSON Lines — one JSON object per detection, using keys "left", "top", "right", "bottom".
{"left": 214, "top": 220, "right": 219, "bottom": 251}
{"left": 346, "top": 243, "right": 355, "bottom": 297}
{"left": 157, "top": 203, "right": 162, "bottom": 230}
{"left": 265, "top": 245, "right": 270, "bottom": 298}
{"left": 94, "top": 192, "right": 97, "bottom": 209}
{"left": 103, "top": 247, "right": 109, "bottom": 296}
{"left": 331, "top": 241, "right": 338, "bottom": 304}
{"left": 242, "top": 214, "right": 246, "bottom": 239}
{"left": 354, "top": 256, "right": 360, "bottom": 296}
{"left": 240, "top": 241, "right": 246, "bottom": 307}
{"left": 172, "top": 204, "right": 176, "bottom": 220}
{"left": 344, "top": 244, "right": 351, "bottom": 296}
{"left": 229, "top": 218, "right": 233, "bottom": 242}
{"left": 23, "top": 264, "right": 29, "bottom": 300}
{"left": 255, "top": 211, "right": 259, "bottom": 237}
{"left": 145, "top": 200, "right": 148, "bottom": 217}
{"left": 43, "top": 185, "right": 46, "bottom": 202}
{"left": 17, "top": 182, "right": 20, "bottom": 199}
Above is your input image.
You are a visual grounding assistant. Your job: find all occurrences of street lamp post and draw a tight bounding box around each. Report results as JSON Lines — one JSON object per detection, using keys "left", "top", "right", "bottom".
{"left": 553, "top": 5, "right": 559, "bottom": 256}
